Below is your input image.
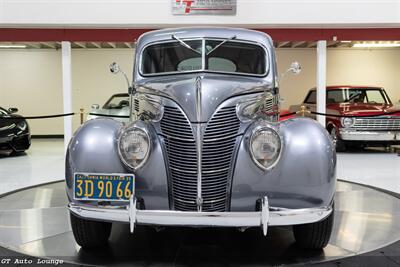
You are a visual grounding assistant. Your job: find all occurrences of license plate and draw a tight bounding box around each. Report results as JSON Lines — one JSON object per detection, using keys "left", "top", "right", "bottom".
{"left": 74, "top": 173, "right": 134, "bottom": 201}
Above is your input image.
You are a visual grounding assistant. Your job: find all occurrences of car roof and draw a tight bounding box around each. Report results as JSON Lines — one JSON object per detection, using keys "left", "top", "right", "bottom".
{"left": 136, "top": 27, "right": 273, "bottom": 52}
{"left": 309, "top": 85, "right": 383, "bottom": 91}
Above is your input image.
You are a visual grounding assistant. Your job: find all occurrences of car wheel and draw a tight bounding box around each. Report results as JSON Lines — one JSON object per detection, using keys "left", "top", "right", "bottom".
{"left": 293, "top": 205, "right": 334, "bottom": 249}
{"left": 329, "top": 127, "right": 346, "bottom": 152}
{"left": 70, "top": 212, "right": 112, "bottom": 248}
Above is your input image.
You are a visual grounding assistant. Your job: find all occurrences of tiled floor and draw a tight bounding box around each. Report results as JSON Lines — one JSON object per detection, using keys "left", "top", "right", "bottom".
{"left": 0, "top": 139, "right": 399, "bottom": 195}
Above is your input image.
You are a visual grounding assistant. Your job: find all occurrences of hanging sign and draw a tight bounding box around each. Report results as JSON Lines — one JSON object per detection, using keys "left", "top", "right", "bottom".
{"left": 172, "top": 0, "right": 236, "bottom": 15}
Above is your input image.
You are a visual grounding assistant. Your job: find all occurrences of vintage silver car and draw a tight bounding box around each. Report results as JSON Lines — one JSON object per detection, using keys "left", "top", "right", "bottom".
{"left": 66, "top": 28, "right": 336, "bottom": 250}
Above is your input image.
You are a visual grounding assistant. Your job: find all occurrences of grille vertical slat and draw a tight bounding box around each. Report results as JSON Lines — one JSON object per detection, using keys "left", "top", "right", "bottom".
{"left": 160, "top": 105, "right": 240, "bottom": 212}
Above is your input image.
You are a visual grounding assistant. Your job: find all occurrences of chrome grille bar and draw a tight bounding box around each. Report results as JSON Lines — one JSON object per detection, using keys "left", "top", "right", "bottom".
{"left": 352, "top": 117, "right": 400, "bottom": 130}
{"left": 160, "top": 104, "right": 241, "bottom": 212}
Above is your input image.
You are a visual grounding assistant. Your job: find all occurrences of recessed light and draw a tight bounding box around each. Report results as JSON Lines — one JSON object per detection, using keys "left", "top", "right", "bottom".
{"left": 0, "top": 45, "right": 27, "bottom": 49}
{"left": 353, "top": 43, "right": 400, "bottom": 48}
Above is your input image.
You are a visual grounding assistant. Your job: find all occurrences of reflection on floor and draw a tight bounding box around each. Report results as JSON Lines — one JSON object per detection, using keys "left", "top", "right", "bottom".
{"left": 0, "top": 139, "right": 399, "bottom": 195}
{"left": 0, "top": 139, "right": 64, "bottom": 195}
{"left": 338, "top": 147, "right": 400, "bottom": 194}
{"left": 0, "top": 181, "right": 399, "bottom": 266}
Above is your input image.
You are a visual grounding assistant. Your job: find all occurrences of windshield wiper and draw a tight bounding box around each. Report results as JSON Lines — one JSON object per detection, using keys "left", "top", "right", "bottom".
{"left": 171, "top": 35, "right": 201, "bottom": 55}
{"left": 206, "top": 35, "right": 237, "bottom": 55}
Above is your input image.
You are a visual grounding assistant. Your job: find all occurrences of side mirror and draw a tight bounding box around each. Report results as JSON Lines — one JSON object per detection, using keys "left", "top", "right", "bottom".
{"left": 8, "top": 108, "right": 18, "bottom": 114}
{"left": 109, "top": 62, "right": 120, "bottom": 74}
{"left": 91, "top": 104, "right": 100, "bottom": 110}
{"left": 288, "top": 61, "right": 301, "bottom": 75}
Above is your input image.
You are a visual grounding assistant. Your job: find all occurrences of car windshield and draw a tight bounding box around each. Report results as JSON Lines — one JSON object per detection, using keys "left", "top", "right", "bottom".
{"left": 327, "top": 89, "right": 389, "bottom": 104}
{"left": 103, "top": 94, "right": 130, "bottom": 109}
{"left": 305, "top": 88, "right": 390, "bottom": 104}
{"left": 141, "top": 38, "right": 267, "bottom": 76}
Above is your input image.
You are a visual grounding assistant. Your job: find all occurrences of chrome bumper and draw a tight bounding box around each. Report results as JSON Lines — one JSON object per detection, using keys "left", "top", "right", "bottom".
{"left": 69, "top": 196, "right": 332, "bottom": 236}
{"left": 340, "top": 129, "right": 400, "bottom": 141}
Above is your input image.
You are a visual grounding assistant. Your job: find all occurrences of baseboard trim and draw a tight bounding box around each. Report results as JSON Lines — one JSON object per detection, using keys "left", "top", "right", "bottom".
{"left": 31, "top": 135, "right": 64, "bottom": 139}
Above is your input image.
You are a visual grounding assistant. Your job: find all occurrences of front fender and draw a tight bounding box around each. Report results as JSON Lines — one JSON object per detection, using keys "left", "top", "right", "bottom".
{"left": 65, "top": 118, "right": 169, "bottom": 209}
{"left": 231, "top": 118, "right": 336, "bottom": 211}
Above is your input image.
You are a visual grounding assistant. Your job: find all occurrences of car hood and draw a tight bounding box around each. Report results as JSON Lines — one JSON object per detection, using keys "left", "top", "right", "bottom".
{"left": 137, "top": 74, "right": 272, "bottom": 122}
{"left": 328, "top": 103, "right": 400, "bottom": 116}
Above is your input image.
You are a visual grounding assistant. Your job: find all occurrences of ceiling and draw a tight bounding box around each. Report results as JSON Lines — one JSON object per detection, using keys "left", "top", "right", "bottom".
{"left": 1, "top": 41, "right": 400, "bottom": 49}
{"left": 0, "top": 41, "right": 356, "bottom": 49}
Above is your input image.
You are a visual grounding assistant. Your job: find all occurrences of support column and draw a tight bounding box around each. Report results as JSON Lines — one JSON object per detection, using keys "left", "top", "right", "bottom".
{"left": 62, "top": 41, "right": 73, "bottom": 153}
{"left": 316, "top": 40, "right": 327, "bottom": 127}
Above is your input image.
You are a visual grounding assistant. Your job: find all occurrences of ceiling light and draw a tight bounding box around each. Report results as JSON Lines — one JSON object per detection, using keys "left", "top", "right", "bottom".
{"left": 0, "top": 45, "right": 27, "bottom": 49}
{"left": 353, "top": 43, "right": 400, "bottom": 48}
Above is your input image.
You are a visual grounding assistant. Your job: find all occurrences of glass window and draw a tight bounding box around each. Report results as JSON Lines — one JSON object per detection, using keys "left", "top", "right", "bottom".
{"left": 142, "top": 40, "right": 202, "bottom": 75}
{"left": 205, "top": 40, "right": 266, "bottom": 75}
{"left": 327, "top": 89, "right": 387, "bottom": 104}
{"left": 103, "top": 94, "right": 130, "bottom": 109}
{"left": 140, "top": 39, "right": 267, "bottom": 76}
{"left": 305, "top": 91, "right": 316, "bottom": 104}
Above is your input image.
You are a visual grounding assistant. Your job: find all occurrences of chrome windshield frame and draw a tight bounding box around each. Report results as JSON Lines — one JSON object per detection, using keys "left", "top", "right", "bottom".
{"left": 139, "top": 37, "right": 270, "bottom": 78}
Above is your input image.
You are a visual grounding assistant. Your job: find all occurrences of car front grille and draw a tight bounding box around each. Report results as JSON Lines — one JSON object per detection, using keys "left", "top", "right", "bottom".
{"left": 160, "top": 105, "right": 240, "bottom": 212}
{"left": 352, "top": 117, "right": 400, "bottom": 130}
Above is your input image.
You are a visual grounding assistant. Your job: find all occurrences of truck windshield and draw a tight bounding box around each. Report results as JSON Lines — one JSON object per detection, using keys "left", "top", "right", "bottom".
{"left": 141, "top": 38, "right": 267, "bottom": 76}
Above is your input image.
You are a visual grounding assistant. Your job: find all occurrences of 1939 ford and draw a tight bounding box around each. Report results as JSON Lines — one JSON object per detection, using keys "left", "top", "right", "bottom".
{"left": 65, "top": 28, "right": 336, "bottom": 249}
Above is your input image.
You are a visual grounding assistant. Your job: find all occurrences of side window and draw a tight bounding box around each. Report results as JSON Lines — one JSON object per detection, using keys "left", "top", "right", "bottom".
{"left": 304, "top": 91, "right": 316, "bottom": 104}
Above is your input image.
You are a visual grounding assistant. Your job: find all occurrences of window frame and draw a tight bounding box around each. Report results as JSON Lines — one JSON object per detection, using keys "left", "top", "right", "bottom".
{"left": 139, "top": 37, "right": 270, "bottom": 78}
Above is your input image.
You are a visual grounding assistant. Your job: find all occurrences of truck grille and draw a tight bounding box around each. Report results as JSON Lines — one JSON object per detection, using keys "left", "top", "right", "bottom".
{"left": 353, "top": 117, "right": 400, "bottom": 130}
{"left": 160, "top": 105, "right": 240, "bottom": 212}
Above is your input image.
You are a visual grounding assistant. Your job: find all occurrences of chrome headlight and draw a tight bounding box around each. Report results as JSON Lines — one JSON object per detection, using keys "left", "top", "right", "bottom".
{"left": 250, "top": 126, "right": 282, "bottom": 170}
{"left": 118, "top": 125, "right": 150, "bottom": 170}
{"left": 341, "top": 117, "right": 355, "bottom": 128}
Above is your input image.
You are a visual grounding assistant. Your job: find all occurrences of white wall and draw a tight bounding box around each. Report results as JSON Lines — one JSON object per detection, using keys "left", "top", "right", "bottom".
{"left": 277, "top": 48, "right": 400, "bottom": 109}
{"left": 1, "top": 0, "right": 399, "bottom": 28}
{"left": 1, "top": 47, "right": 400, "bottom": 135}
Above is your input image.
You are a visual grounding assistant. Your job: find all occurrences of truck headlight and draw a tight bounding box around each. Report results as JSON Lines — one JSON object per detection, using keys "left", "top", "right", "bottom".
{"left": 118, "top": 125, "right": 150, "bottom": 170}
{"left": 341, "top": 117, "right": 355, "bottom": 128}
{"left": 250, "top": 126, "right": 282, "bottom": 170}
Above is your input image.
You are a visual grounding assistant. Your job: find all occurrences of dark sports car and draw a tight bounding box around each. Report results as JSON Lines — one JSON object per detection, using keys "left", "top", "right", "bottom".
{"left": 0, "top": 107, "right": 31, "bottom": 153}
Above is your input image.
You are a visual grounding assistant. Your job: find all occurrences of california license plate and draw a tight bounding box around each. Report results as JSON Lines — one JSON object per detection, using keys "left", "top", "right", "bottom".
{"left": 74, "top": 173, "right": 134, "bottom": 201}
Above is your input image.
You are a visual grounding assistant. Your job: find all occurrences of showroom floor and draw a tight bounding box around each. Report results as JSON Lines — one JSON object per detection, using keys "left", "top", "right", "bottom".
{"left": 0, "top": 139, "right": 399, "bottom": 195}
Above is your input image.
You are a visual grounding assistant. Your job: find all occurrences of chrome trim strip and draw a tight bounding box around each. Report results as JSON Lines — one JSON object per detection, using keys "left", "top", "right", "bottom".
{"left": 69, "top": 197, "right": 332, "bottom": 234}
{"left": 161, "top": 134, "right": 195, "bottom": 142}
{"left": 170, "top": 167, "right": 197, "bottom": 174}
{"left": 195, "top": 76, "right": 203, "bottom": 211}
{"left": 340, "top": 130, "right": 400, "bottom": 141}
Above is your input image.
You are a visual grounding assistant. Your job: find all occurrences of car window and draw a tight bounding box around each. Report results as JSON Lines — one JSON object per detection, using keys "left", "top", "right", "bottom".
{"left": 304, "top": 91, "right": 316, "bottom": 104}
{"left": 141, "top": 39, "right": 267, "bottom": 76}
{"left": 142, "top": 40, "right": 203, "bottom": 75}
{"left": 327, "top": 89, "right": 387, "bottom": 104}
{"left": 366, "top": 90, "right": 386, "bottom": 103}
{"left": 103, "top": 95, "right": 130, "bottom": 109}
{"left": 205, "top": 40, "right": 266, "bottom": 75}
